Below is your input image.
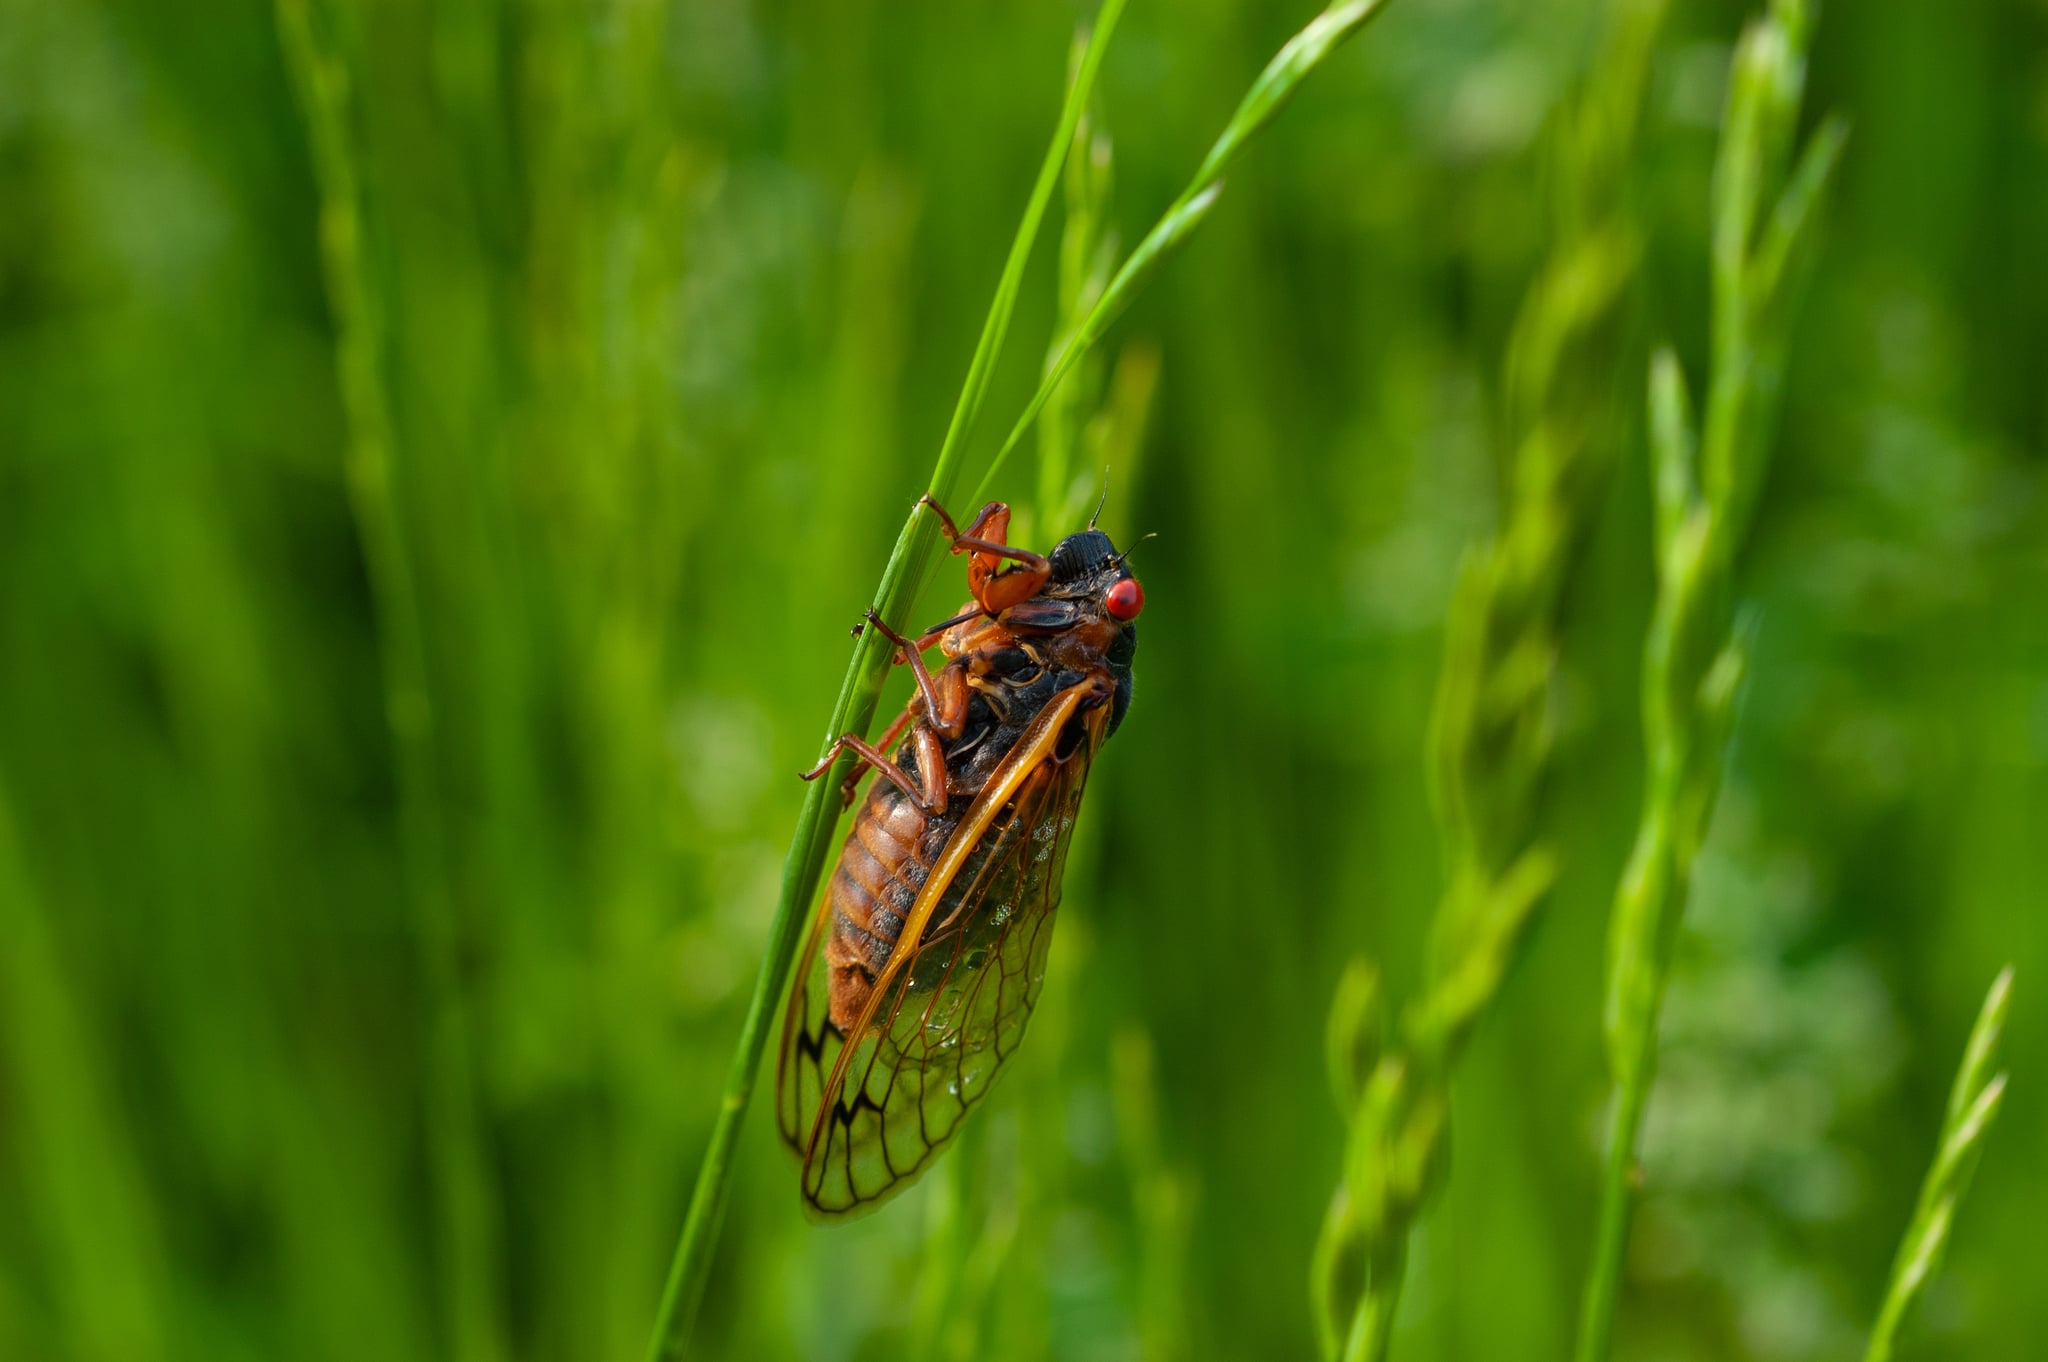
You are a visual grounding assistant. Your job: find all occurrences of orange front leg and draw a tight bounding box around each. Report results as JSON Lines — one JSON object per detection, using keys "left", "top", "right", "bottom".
{"left": 918, "top": 495, "right": 1052, "bottom": 615}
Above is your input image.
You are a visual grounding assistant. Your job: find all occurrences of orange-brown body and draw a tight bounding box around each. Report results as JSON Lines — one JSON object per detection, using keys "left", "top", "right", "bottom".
{"left": 825, "top": 738, "right": 953, "bottom": 1028}
{"left": 823, "top": 602, "right": 1128, "bottom": 1028}
{"left": 780, "top": 497, "right": 1143, "bottom": 1215}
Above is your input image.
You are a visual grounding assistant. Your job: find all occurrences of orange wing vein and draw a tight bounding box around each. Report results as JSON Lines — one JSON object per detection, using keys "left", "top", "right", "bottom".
{"left": 775, "top": 680, "right": 1105, "bottom": 1217}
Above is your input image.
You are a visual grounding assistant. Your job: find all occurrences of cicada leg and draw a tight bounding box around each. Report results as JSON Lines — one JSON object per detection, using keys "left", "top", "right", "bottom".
{"left": 830, "top": 703, "right": 914, "bottom": 808}
{"left": 918, "top": 495, "right": 1052, "bottom": 614}
{"left": 860, "top": 609, "right": 970, "bottom": 739}
{"left": 801, "top": 726, "right": 948, "bottom": 815}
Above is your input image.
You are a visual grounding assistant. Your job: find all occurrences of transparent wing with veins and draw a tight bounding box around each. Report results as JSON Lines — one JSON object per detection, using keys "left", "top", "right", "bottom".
{"left": 775, "top": 726, "right": 1094, "bottom": 1217}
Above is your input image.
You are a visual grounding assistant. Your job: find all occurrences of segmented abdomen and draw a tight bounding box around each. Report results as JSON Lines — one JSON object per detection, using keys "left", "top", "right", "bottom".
{"left": 823, "top": 779, "right": 959, "bottom": 1029}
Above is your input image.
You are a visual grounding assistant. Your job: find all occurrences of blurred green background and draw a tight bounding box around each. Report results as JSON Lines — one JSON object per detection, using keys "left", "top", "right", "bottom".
{"left": 2, "top": 1, "right": 2044, "bottom": 1360}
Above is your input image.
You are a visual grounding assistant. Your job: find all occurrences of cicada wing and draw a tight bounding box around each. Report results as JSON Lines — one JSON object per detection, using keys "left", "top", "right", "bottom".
{"left": 775, "top": 884, "right": 840, "bottom": 1159}
{"left": 799, "top": 698, "right": 1104, "bottom": 1218}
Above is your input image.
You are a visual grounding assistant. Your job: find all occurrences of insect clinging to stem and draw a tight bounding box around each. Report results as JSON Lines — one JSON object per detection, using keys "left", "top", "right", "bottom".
{"left": 776, "top": 492, "right": 1146, "bottom": 1217}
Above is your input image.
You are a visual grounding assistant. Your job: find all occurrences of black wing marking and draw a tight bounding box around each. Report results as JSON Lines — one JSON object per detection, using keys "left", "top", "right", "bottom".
{"left": 776, "top": 684, "right": 1104, "bottom": 1218}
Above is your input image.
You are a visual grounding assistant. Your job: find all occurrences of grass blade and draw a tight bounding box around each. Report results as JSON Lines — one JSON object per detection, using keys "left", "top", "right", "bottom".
{"left": 1308, "top": 3, "right": 1670, "bottom": 1356}
{"left": 1864, "top": 969, "right": 2013, "bottom": 1362}
{"left": 274, "top": 5, "right": 503, "bottom": 1359}
{"left": 639, "top": 5, "right": 1126, "bottom": 1358}
{"left": 1573, "top": 8, "right": 1843, "bottom": 1360}
{"left": 973, "top": 0, "right": 1396, "bottom": 504}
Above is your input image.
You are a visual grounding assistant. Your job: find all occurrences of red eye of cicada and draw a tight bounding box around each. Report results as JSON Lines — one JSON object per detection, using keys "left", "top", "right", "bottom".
{"left": 1105, "top": 577, "right": 1144, "bottom": 621}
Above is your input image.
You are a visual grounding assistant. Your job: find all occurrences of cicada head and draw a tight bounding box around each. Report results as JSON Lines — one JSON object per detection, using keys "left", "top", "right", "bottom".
{"left": 1046, "top": 528, "right": 1144, "bottom": 618}
{"left": 1045, "top": 527, "right": 1142, "bottom": 736}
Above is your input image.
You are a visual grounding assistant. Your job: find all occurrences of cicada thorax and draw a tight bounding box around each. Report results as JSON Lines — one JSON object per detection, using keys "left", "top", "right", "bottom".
{"left": 822, "top": 635, "right": 1092, "bottom": 1031}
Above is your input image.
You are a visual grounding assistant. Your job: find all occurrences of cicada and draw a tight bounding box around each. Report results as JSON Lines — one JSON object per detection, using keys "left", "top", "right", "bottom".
{"left": 776, "top": 495, "right": 1145, "bottom": 1217}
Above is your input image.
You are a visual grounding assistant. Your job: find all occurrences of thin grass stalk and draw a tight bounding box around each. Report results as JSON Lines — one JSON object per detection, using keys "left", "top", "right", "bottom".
{"left": 641, "top": 6, "right": 1126, "bottom": 1357}
{"left": 1035, "top": 35, "right": 1117, "bottom": 544}
{"left": 1112, "top": 1029, "right": 1194, "bottom": 1362}
{"left": 274, "top": 6, "right": 504, "bottom": 1361}
{"left": 1070, "top": 287, "right": 1174, "bottom": 1362}
{"left": 0, "top": 784, "right": 171, "bottom": 1361}
{"left": 1864, "top": 968, "right": 2012, "bottom": 1362}
{"left": 1573, "top": 4, "right": 1847, "bottom": 1358}
{"left": 1308, "top": 4, "right": 1666, "bottom": 1357}
{"left": 973, "top": 0, "right": 1399, "bottom": 504}
{"left": 647, "top": 1, "right": 1431, "bottom": 1352}
{"left": 915, "top": 72, "right": 1128, "bottom": 1352}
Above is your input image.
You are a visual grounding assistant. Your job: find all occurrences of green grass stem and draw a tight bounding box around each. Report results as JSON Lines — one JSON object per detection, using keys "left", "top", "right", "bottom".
{"left": 1112, "top": 1029, "right": 1194, "bottom": 1362}
{"left": 274, "top": 6, "right": 504, "bottom": 1361}
{"left": 648, "top": 3, "right": 1433, "bottom": 1354}
{"left": 1863, "top": 968, "right": 2013, "bottom": 1362}
{"left": 6, "top": 3, "right": 2041, "bottom": 1360}
{"left": 1034, "top": 35, "right": 1117, "bottom": 544}
{"left": 1308, "top": 4, "right": 1666, "bottom": 1356}
{"left": 1572, "top": 6, "right": 1845, "bottom": 1360}
{"left": 974, "top": 0, "right": 1398, "bottom": 506}
{"left": 641, "top": 5, "right": 1126, "bottom": 1356}
{"left": 0, "top": 786, "right": 169, "bottom": 1362}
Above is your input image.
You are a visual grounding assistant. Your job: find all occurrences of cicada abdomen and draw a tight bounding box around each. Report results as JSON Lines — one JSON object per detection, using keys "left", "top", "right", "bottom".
{"left": 776, "top": 498, "right": 1145, "bottom": 1217}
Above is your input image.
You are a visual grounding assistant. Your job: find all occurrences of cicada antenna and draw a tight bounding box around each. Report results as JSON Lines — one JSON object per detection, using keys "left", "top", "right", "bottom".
{"left": 1088, "top": 467, "right": 1111, "bottom": 531}
{"left": 1111, "top": 531, "right": 1158, "bottom": 568}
